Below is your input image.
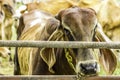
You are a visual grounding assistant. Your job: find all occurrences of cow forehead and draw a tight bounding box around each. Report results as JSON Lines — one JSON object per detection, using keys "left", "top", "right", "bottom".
{"left": 59, "top": 7, "right": 97, "bottom": 41}
{"left": 61, "top": 7, "right": 96, "bottom": 16}
{"left": 61, "top": 7, "right": 97, "bottom": 24}
{"left": 61, "top": 7, "right": 97, "bottom": 29}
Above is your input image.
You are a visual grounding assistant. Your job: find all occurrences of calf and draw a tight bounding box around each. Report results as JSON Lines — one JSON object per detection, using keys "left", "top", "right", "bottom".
{"left": 14, "top": 7, "right": 117, "bottom": 76}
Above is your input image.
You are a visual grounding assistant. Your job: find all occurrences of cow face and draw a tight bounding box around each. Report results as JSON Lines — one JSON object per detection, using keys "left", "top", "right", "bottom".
{"left": 0, "top": 0, "right": 15, "bottom": 18}
{"left": 56, "top": 7, "right": 99, "bottom": 76}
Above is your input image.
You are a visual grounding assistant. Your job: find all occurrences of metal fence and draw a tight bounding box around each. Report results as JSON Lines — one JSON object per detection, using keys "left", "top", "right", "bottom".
{"left": 0, "top": 40, "right": 120, "bottom": 80}
{"left": 0, "top": 40, "right": 120, "bottom": 49}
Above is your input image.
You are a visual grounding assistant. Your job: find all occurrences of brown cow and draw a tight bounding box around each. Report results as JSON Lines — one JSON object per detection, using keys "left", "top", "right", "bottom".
{"left": 14, "top": 7, "right": 117, "bottom": 76}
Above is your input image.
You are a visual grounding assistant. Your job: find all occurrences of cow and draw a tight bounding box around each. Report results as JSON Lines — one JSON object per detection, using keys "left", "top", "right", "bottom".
{"left": 0, "top": 0, "right": 15, "bottom": 60}
{"left": 14, "top": 7, "right": 117, "bottom": 76}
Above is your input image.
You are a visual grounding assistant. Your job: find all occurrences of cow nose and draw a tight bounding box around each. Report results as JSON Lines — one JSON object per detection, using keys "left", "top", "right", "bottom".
{"left": 79, "top": 62, "right": 98, "bottom": 76}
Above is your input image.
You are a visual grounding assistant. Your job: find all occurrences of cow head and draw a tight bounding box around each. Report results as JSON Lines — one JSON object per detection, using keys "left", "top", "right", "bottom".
{"left": 56, "top": 6, "right": 117, "bottom": 76}
{"left": 56, "top": 6, "right": 99, "bottom": 76}
{"left": 0, "top": 0, "right": 15, "bottom": 18}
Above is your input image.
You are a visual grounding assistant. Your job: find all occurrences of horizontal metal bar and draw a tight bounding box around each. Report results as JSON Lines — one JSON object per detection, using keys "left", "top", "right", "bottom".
{"left": 0, "top": 40, "right": 120, "bottom": 49}
{"left": 0, "top": 75, "right": 120, "bottom": 80}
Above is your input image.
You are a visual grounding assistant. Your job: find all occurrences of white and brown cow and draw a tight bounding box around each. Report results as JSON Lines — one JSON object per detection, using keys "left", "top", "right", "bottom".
{"left": 14, "top": 7, "right": 117, "bottom": 76}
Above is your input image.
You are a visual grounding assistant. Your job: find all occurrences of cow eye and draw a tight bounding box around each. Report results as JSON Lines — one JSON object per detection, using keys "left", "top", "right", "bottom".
{"left": 64, "top": 28, "right": 75, "bottom": 41}
{"left": 3, "top": 4, "right": 8, "bottom": 7}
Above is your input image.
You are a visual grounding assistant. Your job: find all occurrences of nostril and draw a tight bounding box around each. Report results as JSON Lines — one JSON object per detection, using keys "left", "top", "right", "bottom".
{"left": 80, "top": 63, "right": 89, "bottom": 75}
{"left": 80, "top": 63, "right": 87, "bottom": 71}
{"left": 80, "top": 62, "right": 98, "bottom": 76}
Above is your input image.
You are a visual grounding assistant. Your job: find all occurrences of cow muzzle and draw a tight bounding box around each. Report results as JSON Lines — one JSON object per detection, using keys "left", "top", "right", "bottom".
{"left": 76, "top": 60, "right": 100, "bottom": 76}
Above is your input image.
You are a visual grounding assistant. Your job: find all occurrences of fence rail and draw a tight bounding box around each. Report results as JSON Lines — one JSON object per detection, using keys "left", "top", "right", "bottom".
{"left": 0, "top": 75, "right": 120, "bottom": 80}
{"left": 0, "top": 40, "right": 120, "bottom": 49}
{"left": 1, "top": 40, "right": 120, "bottom": 80}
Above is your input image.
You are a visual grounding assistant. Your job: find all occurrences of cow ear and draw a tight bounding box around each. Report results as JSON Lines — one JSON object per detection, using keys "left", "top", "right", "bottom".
{"left": 40, "top": 48, "right": 56, "bottom": 73}
{"left": 55, "top": 9, "right": 65, "bottom": 21}
{"left": 99, "top": 49, "right": 117, "bottom": 74}
{"left": 95, "top": 23, "right": 117, "bottom": 74}
{"left": 40, "top": 29, "right": 63, "bottom": 73}
{"left": 39, "top": 18, "right": 63, "bottom": 73}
